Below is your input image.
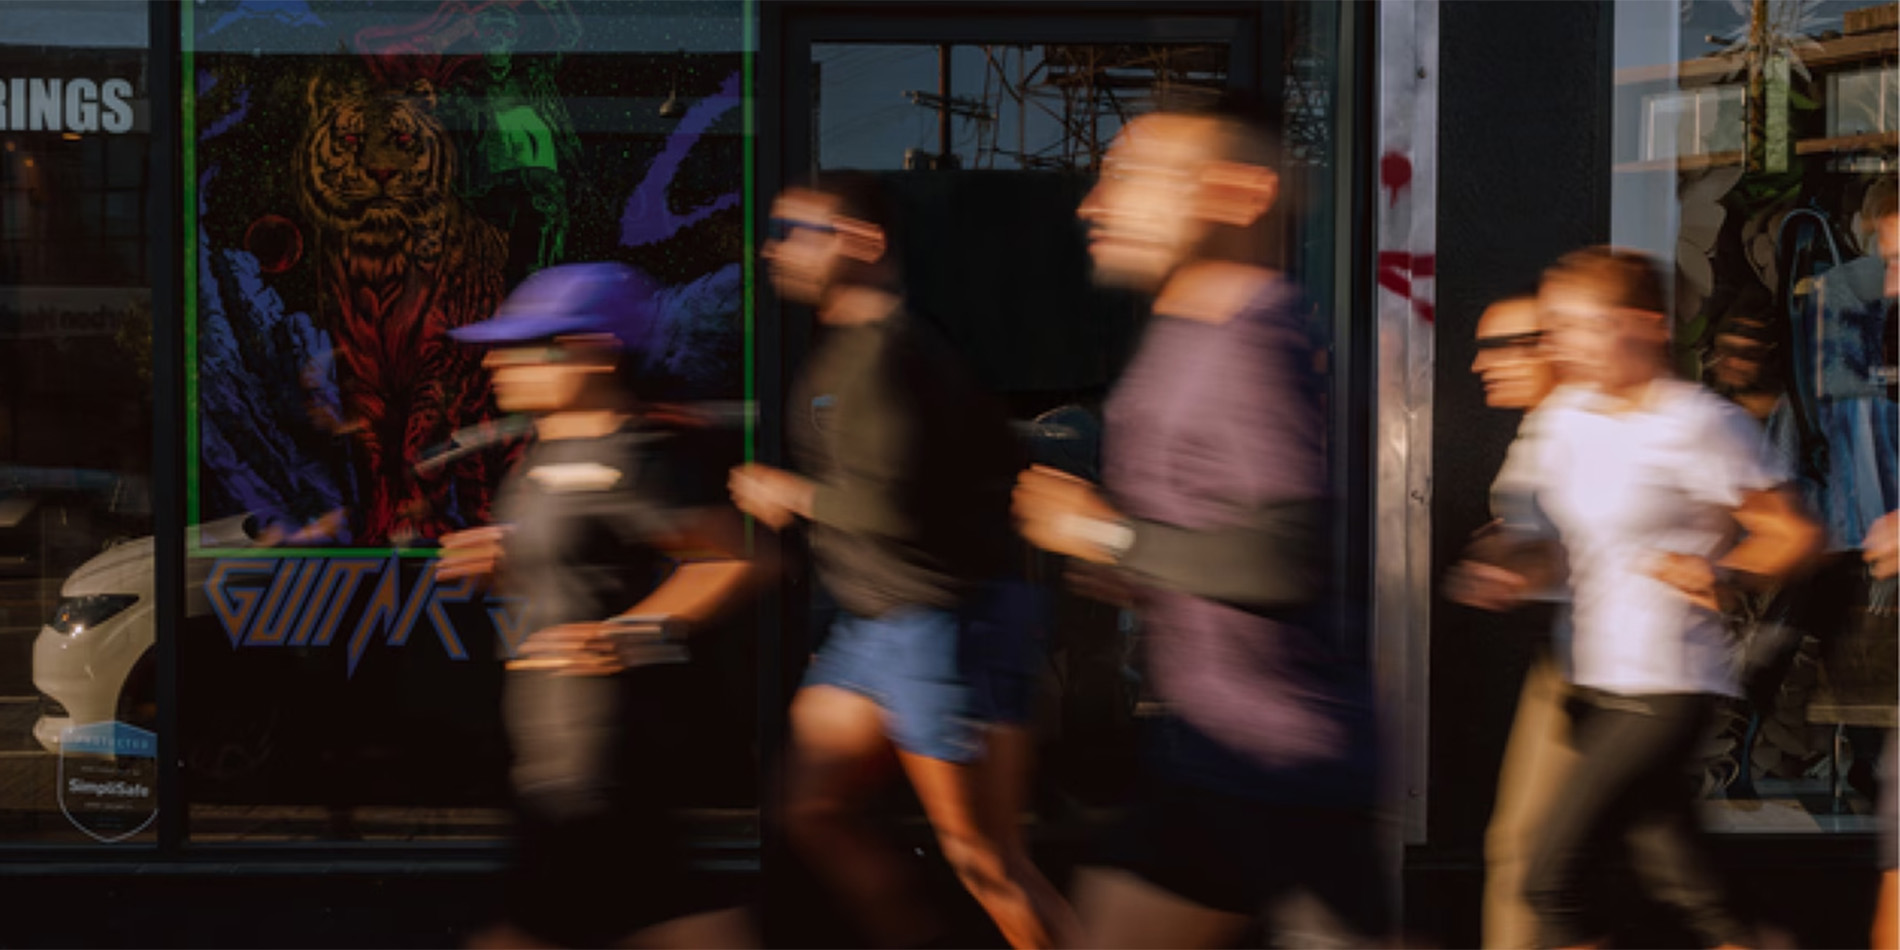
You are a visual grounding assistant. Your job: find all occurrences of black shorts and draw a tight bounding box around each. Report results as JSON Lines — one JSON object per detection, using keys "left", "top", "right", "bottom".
{"left": 1102, "top": 772, "right": 1390, "bottom": 938}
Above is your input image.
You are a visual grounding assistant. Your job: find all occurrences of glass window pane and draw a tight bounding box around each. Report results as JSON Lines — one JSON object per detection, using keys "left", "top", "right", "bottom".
{"left": 1612, "top": 0, "right": 1897, "bottom": 834}
{"left": 0, "top": 1, "right": 155, "bottom": 844}
{"left": 801, "top": 18, "right": 1341, "bottom": 833}
{"left": 103, "top": 193, "right": 139, "bottom": 237}
{"left": 816, "top": 42, "right": 1230, "bottom": 172}
{"left": 184, "top": 0, "right": 755, "bottom": 841}
{"left": 106, "top": 138, "right": 143, "bottom": 189}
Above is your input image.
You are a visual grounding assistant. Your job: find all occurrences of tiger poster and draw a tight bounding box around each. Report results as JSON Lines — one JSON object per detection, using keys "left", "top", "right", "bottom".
{"left": 187, "top": 0, "right": 750, "bottom": 551}
{"left": 177, "top": 0, "right": 752, "bottom": 815}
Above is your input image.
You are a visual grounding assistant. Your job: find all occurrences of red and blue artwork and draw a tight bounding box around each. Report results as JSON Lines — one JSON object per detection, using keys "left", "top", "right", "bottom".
{"left": 191, "top": 0, "right": 748, "bottom": 548}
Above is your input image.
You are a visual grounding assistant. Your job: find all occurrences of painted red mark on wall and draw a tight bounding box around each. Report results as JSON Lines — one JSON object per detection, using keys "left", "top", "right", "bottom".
{"left": 1380, "top": 152, "right": 1412, "bottom": 207}
{"left": 1378, "top": 251, "right": 1436, "bottom": 323}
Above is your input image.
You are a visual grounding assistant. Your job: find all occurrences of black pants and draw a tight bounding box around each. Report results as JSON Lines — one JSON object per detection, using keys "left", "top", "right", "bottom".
{"left": 1103, "top": 718, "right": 1391, "bottom": 941}
{"left": 503, "top": 665, "right": 716, "bottom": 947}
{"left": 1523, "top": 687, "right": 1748, "bottom": 948}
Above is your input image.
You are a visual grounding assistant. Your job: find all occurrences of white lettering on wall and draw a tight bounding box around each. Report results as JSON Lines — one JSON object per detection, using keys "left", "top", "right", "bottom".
{"left": 65, "top": 78, "right": 97, "bottom": 133}
{"left": 29, "top": 78, "right": 59, "bottom": 131}
{"left": 0, "top": 77, "right": 135, "bottom": 133}
{"left": 100, "top": 78, "right": 132, "bottom": 133}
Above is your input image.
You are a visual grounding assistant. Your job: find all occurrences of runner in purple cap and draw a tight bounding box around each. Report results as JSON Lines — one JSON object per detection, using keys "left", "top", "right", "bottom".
{"left": 442, "top": 262, "right": 761, "bottom": 948}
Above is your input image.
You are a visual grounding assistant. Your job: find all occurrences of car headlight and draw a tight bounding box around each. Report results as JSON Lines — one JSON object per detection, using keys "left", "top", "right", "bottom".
{"left": 49, "top": 594, "right": 138, "bottom": 636}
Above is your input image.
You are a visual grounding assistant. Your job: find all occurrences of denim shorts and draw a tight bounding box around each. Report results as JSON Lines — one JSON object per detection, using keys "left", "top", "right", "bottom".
{"left": 803, "top": 581, "right": 1044, "bottom": 763}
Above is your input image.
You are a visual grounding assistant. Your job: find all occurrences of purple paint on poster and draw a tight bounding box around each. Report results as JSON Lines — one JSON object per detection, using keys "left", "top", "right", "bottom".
{"left": 620, "top": 71, "right": 743, "bottom": 249}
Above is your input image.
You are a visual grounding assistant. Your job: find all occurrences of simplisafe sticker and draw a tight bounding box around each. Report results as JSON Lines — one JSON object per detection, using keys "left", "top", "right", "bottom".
{"left": 58, "top": 721, "right": 157, "bottom": 843}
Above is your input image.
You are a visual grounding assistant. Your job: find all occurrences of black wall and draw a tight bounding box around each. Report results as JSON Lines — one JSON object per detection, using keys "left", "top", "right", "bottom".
{"left": 1425, "top": 0, "right": 1612, "bottom": 865}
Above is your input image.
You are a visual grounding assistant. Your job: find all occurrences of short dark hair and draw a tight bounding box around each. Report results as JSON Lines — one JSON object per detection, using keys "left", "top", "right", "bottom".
{"left": 1543, "top": 246, "right": 1669, "bottom": 316}
{"left": 1170, "top": 87, "right": 1284, "bottom": 170}
{"left": 811, "top": 169, "right": 901, "bottom": 246}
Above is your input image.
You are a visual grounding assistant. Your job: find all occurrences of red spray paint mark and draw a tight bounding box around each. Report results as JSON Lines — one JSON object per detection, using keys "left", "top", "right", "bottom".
{"left": 1380, "top": 152, "right": 1412, "bottom": 208}
{"left": 1377, "top": 251, "right": 1436, "bottom": 323}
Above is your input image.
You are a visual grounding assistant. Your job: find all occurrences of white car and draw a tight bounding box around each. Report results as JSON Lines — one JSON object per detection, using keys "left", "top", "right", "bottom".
{"left": 33, "top": 517, "right": 252, "bottom": 752}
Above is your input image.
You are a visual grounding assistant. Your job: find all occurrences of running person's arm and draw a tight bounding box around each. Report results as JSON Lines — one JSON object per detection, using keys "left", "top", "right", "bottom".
{"left": 630, "top": 428, "right": 764, "bottom": 629}
{"left": 731, "top": 338, "right": 937, "bottom": 539}
{"left": 1447, "top": 402, "right": 1567, "bottom": 612}
{"left": 1651, "top": 485, "right": 1821, "bottom": 611}
{"left": 518, "top": 431, "right": 763, "bottom": 676}
{"left": 1647, "top": 397, "right": 1822, "bottom": 611}
{"left": 625, "top": 504, "right": 758, "bottom": 629}
{"left": 1111, "top": 501, "right": 1325, "bottom": 607}
{"left": 1017, "top": 302, "right": 1329, "bottom": 609}
{"left": 1013, "top": 475, "right": 1326, "bottom": 608}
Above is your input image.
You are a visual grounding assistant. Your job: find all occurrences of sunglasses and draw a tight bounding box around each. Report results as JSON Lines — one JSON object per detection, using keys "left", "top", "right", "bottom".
{"left": 1474, "top": 330, "right": 1545, "bottom": 352}
{"left": 485, "top": 344, "right": 573, "bottom": 366}
{"left": 766, "top": 216, "right": 840, "bottom": 242}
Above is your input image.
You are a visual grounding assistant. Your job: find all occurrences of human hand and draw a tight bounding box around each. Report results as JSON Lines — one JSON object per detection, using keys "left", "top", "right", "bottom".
{"left": 507, "top": 623, "right": 628, "bottom": 676}
{"left": 728, "top": 463, "right": 813, "bottom": 531}
{"left": 437, "top": 525, "right": 509, "bottom": 584}
{"left": 1013, "top": 466, "right": 1126, "bottom": 564}
{"left": 1864, "top": 511, "right": 1898, "bottom": 580}
{"left": 1647, "top": 552, "right": 1727, "bottom": 612}
{"left": 1444, "top": 560, "right": 1529, "bottom": 612}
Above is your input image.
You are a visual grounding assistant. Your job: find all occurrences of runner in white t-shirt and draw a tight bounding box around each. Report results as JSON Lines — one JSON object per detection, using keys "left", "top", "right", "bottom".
{"left": 1464, "top": 248, "right": 1823, "bottom": 950}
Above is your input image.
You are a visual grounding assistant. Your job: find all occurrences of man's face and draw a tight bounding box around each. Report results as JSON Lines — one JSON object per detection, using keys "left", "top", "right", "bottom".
{"left": 483, "top": 340, "right": 610, "bottom": 414}
{"left": 1540, "top": 280, "right": 1662, "bottom": 392}
{"left": 1471, "top": 299, "right": 1554, "bottom": 409}
{"left": 1077, "top": 116, "right": 1217, "bottom": 292}
{"left": 761, "top": 189, "right": 846, "bottom": 308}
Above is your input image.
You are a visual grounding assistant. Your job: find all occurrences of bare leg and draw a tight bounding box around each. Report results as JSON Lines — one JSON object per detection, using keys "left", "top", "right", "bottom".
{"left": 621, "top": 907, "right": 758, "bottom": 949}
{"left": 1484, "top": 658, "right": 1577, "bottom": 949}
{"left": 1072, "top": 866, "right": 1249, "bottom": 950}
{"left": 1874, "top": 869, "right": 1898, "bottom": 950}
{"left": 971, "top": 725, "right": 1083, "bottom": 947}
{"left": 783, "top": 685, "right": 938, "bottom": 947}
{"left": 464, "top": 922, "right": 562, "bottom": 949}
{"left": 899, "top": 726, "right": 1079, "bottom": 949}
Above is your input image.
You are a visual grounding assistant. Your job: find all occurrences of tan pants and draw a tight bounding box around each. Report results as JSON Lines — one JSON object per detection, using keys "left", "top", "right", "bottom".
{"left": 1483, "top": 656, "right": 1579, "bottom": 949}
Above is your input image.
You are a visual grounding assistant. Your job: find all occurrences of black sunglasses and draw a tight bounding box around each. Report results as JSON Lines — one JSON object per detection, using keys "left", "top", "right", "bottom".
{"left": 1475, "top": 330, "right": 1545, "bottom": 352}
{"left": 766, "top": 216, "right": 840, "bottom": 242}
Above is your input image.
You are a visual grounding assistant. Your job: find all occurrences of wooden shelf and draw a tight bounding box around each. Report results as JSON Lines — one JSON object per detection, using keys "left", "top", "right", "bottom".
{"left": 1795, "top": 130, "right": 1900, "bottom": 154}
{"left": 1615, "top": 131, "right": 1895, "bottom": 173}
{"left": 1616, "top": 29, "right": 1899, "bottom": 89}
{"left": 1614, "top": 150, "right": 1743, "bottom": 174}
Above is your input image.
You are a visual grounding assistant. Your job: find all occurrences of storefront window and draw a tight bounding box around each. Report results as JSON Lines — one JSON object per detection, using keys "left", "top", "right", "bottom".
{"left": 1613, "top": 0, "right": 1897, "bottom": 833}
{"left": 815, "top": 43, "right": 1230, "bottom": 172}
{"left": 182, "top": 0, "right": 754, "bottom": 840}
{"left": 0, "top": 0, "right": 157, "bottom": 843}
{"left": 788, "top": 6, "right": 1347, "bottom": 820}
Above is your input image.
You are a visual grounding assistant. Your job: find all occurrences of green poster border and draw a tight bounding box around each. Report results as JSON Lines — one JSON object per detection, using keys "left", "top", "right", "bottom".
{"left": 182, "top": 1, "right": 760, "bottom": 560}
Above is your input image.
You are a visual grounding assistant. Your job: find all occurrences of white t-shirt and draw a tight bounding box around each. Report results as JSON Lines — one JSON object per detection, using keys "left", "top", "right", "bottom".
{"left": 1492, "top": 413, "right": 1569, "bottom": 603}
{"left": 1520, "top": 379, "right": 1786, "bottom": 698}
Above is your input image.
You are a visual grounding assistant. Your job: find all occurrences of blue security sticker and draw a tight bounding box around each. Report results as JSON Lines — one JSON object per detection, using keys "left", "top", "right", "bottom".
{"left": 58, "top": 721, "right": 158, "bottom": 842}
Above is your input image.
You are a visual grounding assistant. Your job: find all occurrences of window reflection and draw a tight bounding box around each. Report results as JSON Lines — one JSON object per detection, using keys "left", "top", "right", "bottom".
{"left": 0, "top": 6, "right": 154, "bottom": 841}
{"left": 1614, "top": 0, "right": 1898, "bottom": 834}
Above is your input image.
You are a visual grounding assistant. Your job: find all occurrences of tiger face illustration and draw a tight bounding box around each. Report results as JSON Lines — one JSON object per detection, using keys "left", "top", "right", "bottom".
{"left": 298, "top": 76, "right": 462, "bottom": 265}
{"left": 295, "top": 72, "right": 509, "bottom": 544}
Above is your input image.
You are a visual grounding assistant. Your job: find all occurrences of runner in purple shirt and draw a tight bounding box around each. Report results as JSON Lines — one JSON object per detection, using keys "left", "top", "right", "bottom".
{"left": 1015, "top": 99, "right": 1385, "bottom": 947}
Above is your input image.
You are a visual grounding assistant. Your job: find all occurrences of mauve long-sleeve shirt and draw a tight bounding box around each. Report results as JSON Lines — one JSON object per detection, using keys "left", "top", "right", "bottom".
{"left": 1104, "top": 277, "right": 1376, "bottom": 805}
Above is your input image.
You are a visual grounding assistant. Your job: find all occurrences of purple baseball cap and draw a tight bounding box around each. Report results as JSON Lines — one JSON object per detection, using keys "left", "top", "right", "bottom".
{"left": 451, "top": 262, "right": 665, "bottom": 355}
